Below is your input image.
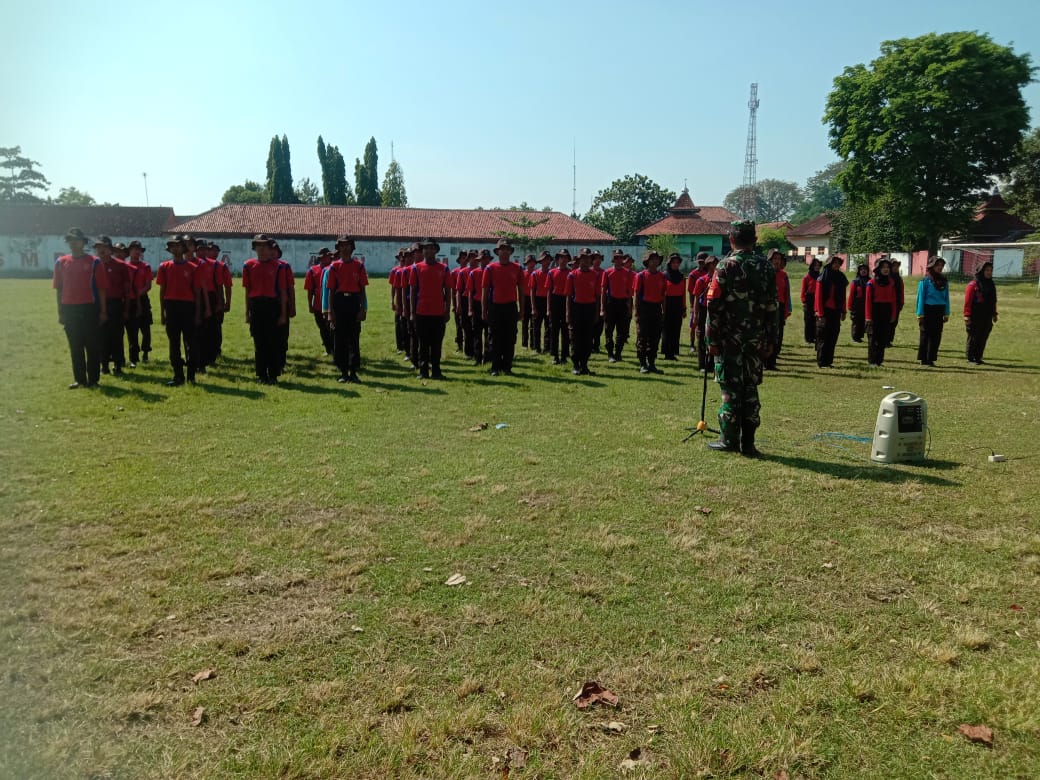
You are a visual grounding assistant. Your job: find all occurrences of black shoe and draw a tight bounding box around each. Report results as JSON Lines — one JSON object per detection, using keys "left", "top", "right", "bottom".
{"left": 490, "top": 370, "right": 500, "bottom": 377}
{"left": 419, "top": 371, "right": 430, "bottom": 379}
{"left": 572, "top": 368, "right": 581, "bottom": 375}
{"left": 347, "top": 373, "right": 361, "bottom": 384}
{"left": 68, "top": 382, "right": 81, "bottom": 389}
{"left": 101, "top": 365, "right": 110, "bottom": 374}
{"left": 141, "top": 354, "right": 149, "bottom": 364}
{"left": 431, "top": 371, "right": 446, "bottom": 380}
{"left": 708, "top": 440, "right": 739, "bottom": 452}
{"left": 337, "top": 375, "right": 348, "bottom": 383}
{"left": 166, "top": 378, "right": 185, "bottom": 387}
{"left": 608, "top": 357, "right": 618, "bottom": 364}
{"left": 113, "top": 367, "right": 124, "bottom": 376}
{"left": 649, "top": 365, "right": 663, "bottom": 374}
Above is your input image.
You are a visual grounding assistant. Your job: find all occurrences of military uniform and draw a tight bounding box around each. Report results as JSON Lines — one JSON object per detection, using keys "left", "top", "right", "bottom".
{"left": 705, "top": 223, "right": 778, "bottom": 455}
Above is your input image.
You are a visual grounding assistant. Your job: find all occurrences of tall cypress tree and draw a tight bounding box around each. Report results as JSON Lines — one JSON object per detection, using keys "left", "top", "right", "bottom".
{"left": 279, "top": 135, "right": 296, "bottom": 203}
{"left": 265, "top": 135, "right": 296, "bottom": 204}
{"left": 354, "top": 137, "right": 380, "bottom": 206}
{"left": 317, "top": 136, "right": 330, "bottom": 203}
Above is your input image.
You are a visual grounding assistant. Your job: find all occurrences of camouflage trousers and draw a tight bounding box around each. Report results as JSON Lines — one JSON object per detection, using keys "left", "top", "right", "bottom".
{"left": 714, "top": 350, "right": 763, "bottom": 446}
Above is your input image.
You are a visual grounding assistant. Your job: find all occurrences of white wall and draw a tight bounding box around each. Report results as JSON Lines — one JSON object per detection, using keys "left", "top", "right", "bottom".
{"left": 0, "top": 234, "right": 172, "bottom": 271}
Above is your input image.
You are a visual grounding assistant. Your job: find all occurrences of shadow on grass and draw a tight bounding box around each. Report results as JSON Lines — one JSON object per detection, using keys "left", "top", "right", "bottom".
{"left": 198, "top": 383, "right": 265, "bottom": 400}
{"left": 275, "top": 380, "right": 355, "bottom": 396}
{"left": 362, "top": 379, "right": 447, "bottom": 395}
{"left": 763, "top": 452, "right": 960, "bottom": 486}
{"left": 97, "top": 384, "right": 167, "bottom": 403}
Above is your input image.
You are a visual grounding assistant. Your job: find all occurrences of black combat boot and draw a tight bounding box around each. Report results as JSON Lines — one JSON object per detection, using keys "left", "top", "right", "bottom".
{"left": 741, "top": 425, "right": 760, "bottom": 458}
{"left": 708, "top": 438, "right": 739, "bottom": 452}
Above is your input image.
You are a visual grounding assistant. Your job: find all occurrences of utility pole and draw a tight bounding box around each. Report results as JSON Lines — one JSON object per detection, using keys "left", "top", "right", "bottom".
{"left": 742, "top": 83, "right": 759, "bottom": 220}
{"left": 142, "top": 172, "right": 149, "bottom": 207}
{"left": 572, "top": 139, "right": 577, "bottom": 217}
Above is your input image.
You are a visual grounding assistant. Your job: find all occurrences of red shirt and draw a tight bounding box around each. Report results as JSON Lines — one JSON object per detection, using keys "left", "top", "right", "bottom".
{"left": 687, "top": 269, "right": 705, "bottom": 297}
{"left": 800, "top": 274, "right": 816, "bottom": 303}
{"left": 533, "top": 267, "right": 552, "bottom": 296}
{"left": 128, "top": 260, "right": 153, "bottom": 296}
{"left": 99, "top": 258, "right": 134, "bottom": 301}
{"left": 523, "top": 268, "right": 536, "bottom": 295}
{"left": 467, "top": 265, "right": 487, "bottom": 298}
{"left": 482, "top": 261, "right": 524, "bottom": 304}
{"left": 865, "top": 279, "right": 898, "bottom": 320}
{"left": 157, "top": 259, "right": 198, "bottom": 302}
{"left": 635, "top": 270, "right": 667, "bottom": 304}
{"left": 53, "top": 253, "right": 107, "bottom": 305}
{"left": 327, "top": 258, "right": 368, "bottom": 294}
{"left": 217, "top": 261, "right": 232, "bottom": 289}
{"left": 304, "top": 263, "right": 328, "bottom": 310}
{"left": 410, "top": 260, "right": 451, "bottom": 316}
{"left": 192, "top": 257, "right": 217, "bottom": 293}
{"left": 565, "top": 268, "right": 600, "bottom": 304}
{"left": 241, "top": 257, "right": 281, "bottom": 299}
{"left": 814, "top": 278, "right": 845, "bottom": 316}
{"left": 548, "top": 266, "right": 569, "bottom": 296}
{"left": 665, "top": 275, "right": 686, "bottom": 298}
{"left": 602, "top": 266, "right": 634, "bottom": 299}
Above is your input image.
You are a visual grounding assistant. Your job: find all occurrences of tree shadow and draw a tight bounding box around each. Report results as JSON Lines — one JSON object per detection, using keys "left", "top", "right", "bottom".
{"left": 761, "top": 452, "right": 960, "bottom": 486}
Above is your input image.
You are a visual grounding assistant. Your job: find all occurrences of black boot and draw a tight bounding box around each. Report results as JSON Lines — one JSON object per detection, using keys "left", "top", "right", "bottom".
{"left": 708, "top": 439, "right": 739, "bottom": 452}
{"left": 741, "top": 425, "right": 760, "bottom": 458}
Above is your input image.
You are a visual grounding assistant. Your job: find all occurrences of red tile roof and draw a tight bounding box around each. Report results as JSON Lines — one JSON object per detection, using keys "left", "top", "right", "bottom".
{"left": 635, "top": 189, "right": 739, "bottom": 238}
{"left": 0, "top": 204, "right": 178, "bottom": 237}
{"left": 169, "top": 205, "right": 615, "bottom": 243}
{"left": 787, "top": 213, "right": 833, "bottom": 238}
{"left": 967, "top": 192, "right": 1034, "bottom": 241}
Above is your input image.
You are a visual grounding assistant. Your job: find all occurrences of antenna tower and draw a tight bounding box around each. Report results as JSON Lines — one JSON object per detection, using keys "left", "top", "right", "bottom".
{"left": 742, "top": 83, "right": 759, "bottom": 220}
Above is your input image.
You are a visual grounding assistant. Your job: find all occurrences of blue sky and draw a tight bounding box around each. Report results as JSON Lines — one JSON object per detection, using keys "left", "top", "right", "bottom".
{"left": 4, "top": 0, "right": 1038, "bottom": 217}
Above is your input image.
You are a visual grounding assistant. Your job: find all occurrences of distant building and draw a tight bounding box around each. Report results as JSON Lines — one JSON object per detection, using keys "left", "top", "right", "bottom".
{"left": 169, "top": 204, "right": 619, "bottom": 273}
{"left": 962, "top": 189, "right": 1034, "bottom": 244}
{"left": 0, "top": 204, "right": 178, "bottom": 271}
{"left": 635, "top": 189, "right": 739, "bottom": 259}
{"left": 786, "top": 214, "right": 834, "bottom": 262}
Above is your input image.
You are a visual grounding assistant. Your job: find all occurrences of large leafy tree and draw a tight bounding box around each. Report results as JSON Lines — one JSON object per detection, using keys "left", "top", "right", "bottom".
{"left": 354, "top": 137, "right": 380, "bottom": 206}
{"left": 294, "top": 177, "right": 321, "bottom": 205}
{"left": 0, "top": 146, "right": 50, "bottom": 203}
{"left": 583, "top": 174, "right": 676, "bottom": 243}
{"left": 824, "top": 31, "right": 1034, "bottom": 252}
{"left": 221, "top": 179, "right": 266, "bottom": 204}
{"left": 380, "top": 159, "right": 408, "bottom": 207}
{"left": 724, "top": 179, "right": 803, "bottom": 222}
{"left": 790, "top": 162, "right": 845, "bottom": 224}
{"left": 51, "top": 186, "right": 97, "bottom": 206}
{"left": 493, "top": 214, "right": 555, "bottom": 255}
{"left": 830, "top": 194, "right": 909, "bottom": 255}
{"left": 1004, "top": 127, "right": 1040, "bottom": 228}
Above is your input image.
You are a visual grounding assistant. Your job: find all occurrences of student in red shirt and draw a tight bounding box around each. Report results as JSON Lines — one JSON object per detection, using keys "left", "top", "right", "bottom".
{"left": 687, "top": 252, "right": 709, "bottom": 354}
{"left": 529, "top": 250, "right": 552, "bottom": 354}
{"left": 865, "top": 256, "right": 898, "bottom": 366}
{"left": 409, "top": 238, "right": 451, "bottom": 379}
{"left": 52, "top": 227, "right": 108, "bottom": 388}
{"left": 208, "top": 242, "right": 233, "bottom": 360}
{"left": 765, "top": 250, "right": 792, "bottom": 370}
{"left": 601, "top": 248, "right": 634, "bottom": 363}
{"left": 565, "top": 248, "right": 601, "bottom": 375}
{"left": 800, "top": 256, "right": 822, "bottom": 344}
{"left": 814, "top": 255, "right": 848, "bottom": 368}
{"left": 690, "top": 255, "right": 719, "bottom": 373}
{"left": 190, "top": 239, "right": 217, "bottom": 371}
{"left": 124, "top": 240, "right": 153, "bottom": 366}
{"left": 661, "top": 252, "right": 687, "bottom": 360}
{"left": 272, "top": 242, "right": 295, "bottom": 377}
{"left": 451, "top": 251, "right": 467, "bottom": 353}
{"left": 482, "top": 239, "right": 525, "bottom": 376}
{"left": 847, "top": 261, "right": 870, "bottom": 343}
{"left": 590, "top": 251, "right": 606, "bottom": 352}
{"left": 95, "top": 236, "right": 134, "bottom": 375}
{"left": 964, "top": 259, "right": 998, "bottom": 364}
{"left": 156, "top": 235, "right": 200, "bottom": 386}
{"left": 546, "top": 248, "right": 572, "bottom": 364}
{"left": 327, "top": 235, "right": 368, "bottom": 383}
{"left": 521, "top": 254, "right": 537, "bottom": 350}
{"left": 306, "top": 248, "right": 336, "bottom": 355}
{"left": 241, "top": 234, "right": 288, "bottom": 384}
{"left": 634, "top": 250, "right": 667, "bottom": 373}
{"left": 457, "top": 250, "right": 479, "bottom": 359}
{"left": 467, "top": 249, "right": 492, "bottom": 365}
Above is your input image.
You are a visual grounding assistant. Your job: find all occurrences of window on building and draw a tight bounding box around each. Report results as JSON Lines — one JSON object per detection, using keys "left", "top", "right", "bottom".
{"left": 699, "top": 245, "right": 713, "bottom": 253}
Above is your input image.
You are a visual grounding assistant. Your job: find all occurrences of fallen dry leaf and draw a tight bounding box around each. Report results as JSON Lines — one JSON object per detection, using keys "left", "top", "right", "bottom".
{"left": 693, "top": 506, "right": 712, "bottom": 515}
{"left": 468, "top": 423, "right": 489, "bottom": 432}
{"left": 351, "top": 625, "right": 364, "bottom": 633}
{"left": 191, "top": 669, "right": 216, "bottom": 684}
{"left": 958, "top": 723, "right": 994, "bottom": 747}
{"left": 1009, "top": 604, "right": 1024, "bottom": 611}
{"left": 506, "top": 747, "right": 527, "bottom": 769}
{"left": 775, "top": 771, "right": 790, "bottom": 780}
{"left": 619, "top": 747, "right": 650, "bottom": 771}
{"left": 573, "top": 681, "right": 619, "bottom": 709}
{"left": 191, "top": 706, "right": 206, "bottom": 727}
{"left": 445, "top": 573, "right": 467, "bottom": 586}
{"left": 604, "top": 720, "right": 627, "bottom": 733}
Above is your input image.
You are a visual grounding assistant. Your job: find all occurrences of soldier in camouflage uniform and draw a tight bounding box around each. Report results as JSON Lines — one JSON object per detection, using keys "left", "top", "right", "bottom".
{"left": 705, "top": 221, "right": 779, "bottom": 456}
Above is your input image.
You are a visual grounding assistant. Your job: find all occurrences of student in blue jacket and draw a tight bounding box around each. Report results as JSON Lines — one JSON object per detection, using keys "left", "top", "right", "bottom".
{"left": 916, "top": 256, "right": 950, "bottom": 366}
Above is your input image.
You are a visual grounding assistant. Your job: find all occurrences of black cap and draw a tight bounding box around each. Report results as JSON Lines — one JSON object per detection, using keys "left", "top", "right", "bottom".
{"left": 127, "top": 240, "right": 144, "bottom": 250}
{"left": 93, "top": 235, "right": 113, "bottom": 247}
{"left": 64, "top": 227, "right": 88, "bottom": 242}
{"left": 418, "top": 237, "right": 441, "bottom": 251}
{"left": 495, "top": 239, "right": 514, "bottom": 253}
{"left": 251, "top": 234, "right": 275, "bottom": 247}
{"left": 335, "top": 235, "right": 356, "bottom": 248}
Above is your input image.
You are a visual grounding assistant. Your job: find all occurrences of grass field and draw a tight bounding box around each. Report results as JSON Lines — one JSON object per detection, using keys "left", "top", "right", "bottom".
{"left": 1, "top": 273, "right": 1038, "bottom": 779}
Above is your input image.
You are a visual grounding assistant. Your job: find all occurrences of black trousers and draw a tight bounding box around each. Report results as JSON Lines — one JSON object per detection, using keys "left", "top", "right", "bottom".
{"left": 662, "top": 296, "right": 684, "bottom": 358}
{"left": 332, "top": 293, "right": 362, "bottom": 376}
{"left": 488, "top": 301, "right": 519, "bottom": 372}
{"left": 867, "top": 304, "right": 893, "bottom": 365}
{"left": 530, "top": 296, "right": 548, "bottom": 353}
{"left": 315, "top": 311, "right": 335, "bottom": 354}
{"left": 765, "top": 313, "right": 787, "bottom": 370}
{"left": 603, "top": 298, "right": 631, "bottom": 358}
{"left": 966, "top": 305, "right": 995, "bottom": 362}
{"left": 521, "top": 304, "right": 531, "bottom": 348}
{"left": 592, "top": 309, "right": 603, "bottom": 351}
{"left": 125, "top": 295, "right": 151, "bottom": 363}
{"left": 917, "top": 304, "right": 946, "bottom": 364}
{"left": 547, "top": 294, "right": 569, "bottom": 361}
{"left": 803, "top": 295, "right": 816, "bottom": 343}
{"left": 416, "top": 314, "right": 446, "bottom": 375}
{"left": 407, "top": 315, "right": 419, "bottom": 365}
{"left": 61, "top": 303, "right": 102, "bottom": 385}
{"left": 694, "top": 303, "right": 708, "bottom": 371}
{"left": 816, "top": 308, "right": 842, "bottom": 367}
{"left": 213, "top": 297, "right": 225, "bottom": 358}
{"left": 199, "top": 291, "right": 222, "bottom": 366}
{"left": 102, "top": 298, "right": 126, "bottom": 369}
{"left": 453, "top": 310, "right": 464, "bottom": 351}
{"left": 636, "top": 302, "right": 663, "bottom": 366}
{"left": 461, "top": 301, "right": 475, "bottom": 358}
{"left": 850, "top": 299, "right": 866, "bottom": 342}
{"left": 470, "top": 301, "right": 485, "bottom": 364}
{"left": 569, "top": 302, "right": 596, "bottom": 369}
{"left": 164, "top": 300, "right": 196, "bottom": 381}
{"left": 249, "top": 297, "right": 281, "bottom": 381}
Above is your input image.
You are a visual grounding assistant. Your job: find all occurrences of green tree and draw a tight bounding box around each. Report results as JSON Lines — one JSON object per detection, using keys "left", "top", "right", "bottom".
{"left": 756, "top": 226, "right": 792, "bottom": 253}
{"left": 51, "top": 186, "right": 97, "bottom": 206}
{"left": 646, "top": 234, "right": 678, "bottom": 258}
{"left": 583, "top": 174, "right": 676, "bottom": 243}
{"left": 354, "top": 137, "right": 380, "bottom": 206}
{"left": 1004, "top": 127, "right": 1040, "bottom": 228}
{"left": 494, "top": 214, "right": 555, "bottom": 255}
{"left": 294, "top": 177, "right": 321, "bottom": 205}
{"left": 265, "top": 135, "right": 296, "bottom": 204}
{"left": 317, "top": 137, "right": 355, "bottom": 206}
{"left": 824, "top": 31, "right": 1034, "bottom": 252}
{"left": 380, "top": 159, "right": 408, "bottom": 207}
{"left": 723, "top": 179, "right": 803, "bottom": 222}
{"left": 830, "top": 195, "right": 908, "bottom": 255}
{"left": 221, "top": 179, "right": 267, "bottom": 205}
{"left": 790, "top": 162, "right": 846, "bottom": 224}
{"left": 0, "top": 146, "right": 50, "bottom": 203}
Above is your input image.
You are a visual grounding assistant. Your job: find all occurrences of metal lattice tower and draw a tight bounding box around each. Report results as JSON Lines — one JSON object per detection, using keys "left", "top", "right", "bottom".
{"left": 742, "top": 83, "right": 759, "bottom": 220}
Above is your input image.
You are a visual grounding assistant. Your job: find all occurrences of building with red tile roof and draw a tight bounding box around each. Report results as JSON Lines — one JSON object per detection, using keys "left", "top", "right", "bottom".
{"left": 634, "top": 189, "right": 739, "bottom": 258}
{"left": 963, "top": 190, "right": 1034, "bottom": 243}
{"left": 786, "top": 213, "right": 835, "bottom": 262}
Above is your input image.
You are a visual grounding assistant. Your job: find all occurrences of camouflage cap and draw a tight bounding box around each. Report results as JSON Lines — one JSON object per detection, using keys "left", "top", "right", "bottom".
{"left": 730, "top": 219, "right": 756, "bottom": 232}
